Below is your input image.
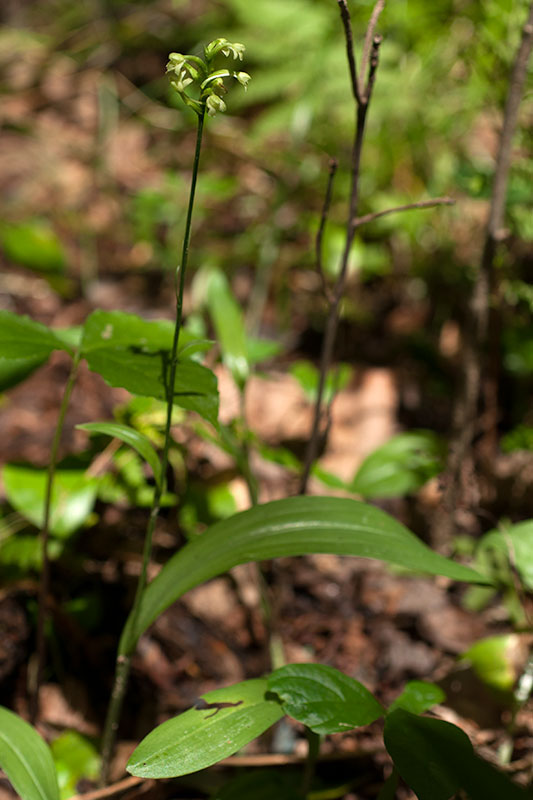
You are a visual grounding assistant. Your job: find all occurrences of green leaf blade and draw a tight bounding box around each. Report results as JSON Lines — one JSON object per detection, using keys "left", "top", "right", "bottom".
{"left": 77, "top": 422, "right": 162, "bottom": 489}
{"left": 351, "top": 431, "right": 445, "bottom": 499}
{"left": 0, "top": 706, "right": 59, "bottom": 800}
{"left": 0, "top": 311, "right": 72, "bottom": 360}
{"left": 2, "top": 466, "right": 99, "bottom": 538}
{"left": 120, "top": 495, "right": 488, "bottom": 654}
{"left": 267, "top": 663, "right": 383, "bottom": 734}
{"left": 127, "top": 679, "right": 283, "bottom": 778}
{"left": 384, "top": 709, "right": 528, "bottom": 800}
{"left": 388, "top": 681, "right": 445, "bottom": 715}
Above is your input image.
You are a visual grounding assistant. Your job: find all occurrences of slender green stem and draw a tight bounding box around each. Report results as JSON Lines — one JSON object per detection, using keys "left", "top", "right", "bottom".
{"left": 99, "top": 107, "right": 206, "bottom": 785}
{"left": 301, "top": 728, "right": 321, "bottom": 796}
{"left": 30, "top": 351, "right": 81, "bottom": 724}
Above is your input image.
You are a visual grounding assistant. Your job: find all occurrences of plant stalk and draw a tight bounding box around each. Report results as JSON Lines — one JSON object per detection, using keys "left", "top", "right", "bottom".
{"left": 30, "top": 351, "right": 81, "bottom": 725}
{"left": 99, "top": 107, "right": 206, "bottom": 785}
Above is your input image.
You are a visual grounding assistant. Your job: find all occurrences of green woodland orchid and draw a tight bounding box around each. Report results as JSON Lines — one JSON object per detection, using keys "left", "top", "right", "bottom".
{"left": 166, "top": 38, "right": 250, "bottom": 116}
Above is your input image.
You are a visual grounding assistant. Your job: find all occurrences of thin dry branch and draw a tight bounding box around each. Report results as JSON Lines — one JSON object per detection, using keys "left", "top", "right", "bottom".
{"left": 337, "top": 0, "right": 362, "bottom": 105}
{"left": 353, "top": 196, "right": 455, "bottom": 228}
{"left": 360, "top": 0, "right": 386, "bottom": 99}
{"left": 315, "top": 158, "right": 338, "bottom": 302}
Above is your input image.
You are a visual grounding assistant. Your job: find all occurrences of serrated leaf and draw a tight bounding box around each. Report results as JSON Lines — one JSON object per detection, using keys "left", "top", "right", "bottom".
{"left": 0, "top": 311, "right": 72, "bottom": 360}
{"left": 127, "top": 679, "right": 283, "bottom": 778}
{"left": 267, "top": 663, "right": 383, "bottom": 734}
{"left": 2, "top": 466, "right": 99, "bottom": 538}
{"left": 388, "top": 681, "right": 445, "bottom": 715}
{"left": 384, "top": 709, "right": 528, "bottom": 800}
{"left": 77, "top": 422, "right": 162, "bottom": 489}
{"left": 351, "top": 431, "right": 445, "bottom": 499}
{"left": 81, "top": 311, "right": 219, "bottom": 426}
{"left": 120, "top": 495, "right": 488, "bottom": 654}
{"left": 0, "top": 706, "right": 59, "bottom": 800}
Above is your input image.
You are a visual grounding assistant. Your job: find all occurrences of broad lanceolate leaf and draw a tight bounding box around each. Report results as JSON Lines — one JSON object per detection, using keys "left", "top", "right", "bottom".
{"left": 77, "top": 422, "right": 162, "bottom": 489}
{"left": 120, "top": 496, "right": 487, "bottom": 654}
{"left": 127, "top": 679, "right": 283, "bottom": 778}
{"left": 351, "top": 431, "right": 445, "bottom": 499}
{"left": 0, "top": 311, "right": 72, "bottom": 360}
{"left": 388, "top": 681, "right": 445, "bottom": 715}
{"left": 205, "top": 267, "right": 249, "bottom": 388}
{"left": 2, "top": 466, "right": 99, "bottom": 538}
{"left": 81, "top": 311, "right": 219, "bottom": 426}
{"left": 384, "top": 709, "right": 528, "bottom": 800}
{"left": 267, "top": 663, "right": 383, "bottom": 734}
{"left": 0, "top": 706, "right": 59, "bottom": 800}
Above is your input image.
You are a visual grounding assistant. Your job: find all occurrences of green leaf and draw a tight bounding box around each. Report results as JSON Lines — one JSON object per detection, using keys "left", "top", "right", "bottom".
{"left": 267, "top": 663, "right": 383, "bottom": 734}
{"left": 1, "top": 221, "right": 66, "bottom": 273}
{"left": 127, "top": 679, "right": 283, "bottom": 778}
{"left": 351, "top": 431, "right": 445, "bottom": 498}
{"left": 120, "top": 495, "right": 487, "bottom": 654}
{"left": 81, "top": 311, "right": 219, "bottom": 426}
{"left": 0, "top": 706, "right": 59, "bottom": 800}
{"left": 0, "top": 355, "right": 48, "bottom": 392}
{"left": 81, "top": 310, "right": 174, "bottom": 354}
{"left": 0, "top": 311, "right": 72, "bottom": 360}
{"left": 205, "top": 268, "right": 249, "bottom": 387}
{"left": 384, "top": 709, "right": 528, "bottom": 800}
{"left": 50, "top": 731, "right": 99, "bottom": 800}
{"left": 476, "top": 521, "right": 533, "bottom": 590}
{"left": 77, "top": 422, "right": 162, "bottom": 489}
{"left": 2, "top": 466, "right": 99, "bottom": 538}
{"left": 460, "top": 635, "right": 518, "bottom": 692}
{"left": 388, "top": 681, "right": 445, "bottom": 715}
{"left": 246, "top": 337, "right": 282, "bottom": 365}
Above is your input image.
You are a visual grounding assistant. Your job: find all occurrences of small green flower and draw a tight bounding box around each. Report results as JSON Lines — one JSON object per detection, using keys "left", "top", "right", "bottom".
{"left": 206, "top": 94, "right": 227, "bottom": 116}
{"left": 167, "top": 39, "right": 250, "bottom": 117}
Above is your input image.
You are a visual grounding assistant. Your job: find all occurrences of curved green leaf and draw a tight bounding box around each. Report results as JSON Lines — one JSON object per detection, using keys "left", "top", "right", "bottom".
{"left": 388, "top": 681, "right": 445, "bottom": 715}
{"left": 267, "top": 663, "right": 383, "bottom": 734}
{"left": 120, "top": 496, "right": 487, "bottom": 654}
{"left": 384, "top": 709, "right": 528, "bottom": 800}
{"left": 477, "top": 521, "right": 533, "bottom": 590}
{"left": 2, "top": 466, "right": 99, "bottom": 538}
{"left": 205, "top": 267, "right": 249, "bottom": 387}
{"left": 77, "top": 422, "right": 162, "bottom": 489}
{"left": 127, "top": 679, "right": 283, "bottom": 778}
{"left": 351, "top": 431, "right": 444, "bottom": 499}
{"left": 0, "top": 311, "right": 72, "bottom": 360}
{"left": 0, "top": 706, "right": 59, "bottom": 800}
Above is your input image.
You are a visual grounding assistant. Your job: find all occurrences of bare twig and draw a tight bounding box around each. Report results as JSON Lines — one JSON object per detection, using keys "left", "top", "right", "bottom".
{"left": 434, "top": 2, "right": 533, "bottom": 546}
{"left": 353, "top": 196, "right": 455, "bottom": 228}
{"left": 300, "top": 2, "right": 382, "bottom": 494}
{"left": 365, "top": 34, "right": 383, "bottom": 103}
{"left": 337, "top": 0, "right": 363, "bottom": 105}
{"left": 70, "top": 777, "right": 149, "bottom": 800}
{"left": 315, "top": 158, "right": 338, "bottom": 302}
{"left": 360, "top": 0, "right": 386, "bottom": 99}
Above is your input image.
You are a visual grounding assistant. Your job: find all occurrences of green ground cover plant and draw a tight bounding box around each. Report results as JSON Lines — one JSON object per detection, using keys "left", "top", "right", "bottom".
{"left": 0, "top": 1, "right": 532, "bottom": 798}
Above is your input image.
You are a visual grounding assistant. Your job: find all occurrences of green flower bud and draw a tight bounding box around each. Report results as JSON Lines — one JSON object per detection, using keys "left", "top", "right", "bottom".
{"left": 206, "top": 94, "right": 227, "bottom": 116}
